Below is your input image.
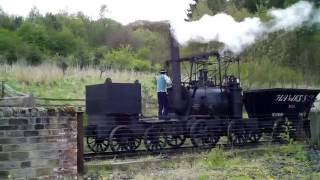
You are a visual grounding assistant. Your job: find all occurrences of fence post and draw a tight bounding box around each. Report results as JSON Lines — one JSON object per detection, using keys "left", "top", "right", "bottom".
{"left": 1, "top": 81, "right": 4, "bottom": 98}
{"left": 77, "top": 111, "right": 84, "bottom": 174}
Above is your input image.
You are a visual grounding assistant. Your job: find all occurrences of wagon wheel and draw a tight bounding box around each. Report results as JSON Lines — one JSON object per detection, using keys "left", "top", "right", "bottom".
{"left": 165, "top": 124, "right": 186, "bottom": 148}
{"left": 190, "top": 120, "right": 220, "bottom": 149}
{"left": 228, "top": 120, "right": 247, "bottom": 146}
{"left": 86, "top": 136, "right": 109, "bottom": 153}
{"left": 144, "top": 125, "right": 167, "bottom": 152}
{"left": 109, "top": 125, "right": 138, "bottom": 153}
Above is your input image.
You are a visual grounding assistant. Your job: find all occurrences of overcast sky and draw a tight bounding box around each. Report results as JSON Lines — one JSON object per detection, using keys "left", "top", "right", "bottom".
{"left": 0, "top": 0, "right": 193, "bottom": 24}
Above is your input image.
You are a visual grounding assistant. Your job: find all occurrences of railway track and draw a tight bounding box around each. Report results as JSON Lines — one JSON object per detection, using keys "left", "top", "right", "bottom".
{"left": 84, "top": 140, "right": 278, "bottom": 161}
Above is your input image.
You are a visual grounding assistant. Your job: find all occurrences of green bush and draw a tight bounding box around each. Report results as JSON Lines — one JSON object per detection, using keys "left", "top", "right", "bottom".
{"left": 26, "top": 47, "right": 43, "bottom": 65}
{"left": 104, "top": 45, "right": 152, "bottom": 71}
{"left": 132, "top": 59, "right": 151, "bottom": 71}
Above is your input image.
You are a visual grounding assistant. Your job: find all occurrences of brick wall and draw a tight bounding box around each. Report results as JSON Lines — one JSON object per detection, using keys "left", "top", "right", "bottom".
{"left": 0, "top": 107, "right": 77, "bottom": 179}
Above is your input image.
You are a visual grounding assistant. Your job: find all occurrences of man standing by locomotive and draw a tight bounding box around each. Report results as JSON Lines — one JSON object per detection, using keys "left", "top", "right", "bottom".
{"left": 156, "top": 69, "right": 172, "bottom": 119}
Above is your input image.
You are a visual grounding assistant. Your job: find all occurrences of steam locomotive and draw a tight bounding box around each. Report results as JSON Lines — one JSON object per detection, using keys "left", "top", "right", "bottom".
{"left": 85, "top": 35, "right": 319, "bottom": 153}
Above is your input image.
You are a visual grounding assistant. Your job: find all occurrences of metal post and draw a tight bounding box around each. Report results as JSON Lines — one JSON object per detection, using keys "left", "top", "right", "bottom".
{"left": 217, "top": 54, "right": 222, "bottom": 91}
{"left": 77, "top": 112, "right": 84, "bottom": 174}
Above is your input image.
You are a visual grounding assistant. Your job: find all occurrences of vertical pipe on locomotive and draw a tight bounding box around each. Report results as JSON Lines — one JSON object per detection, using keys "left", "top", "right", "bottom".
{"left": 169, "top": 30, "right": 182, "bottom": 110}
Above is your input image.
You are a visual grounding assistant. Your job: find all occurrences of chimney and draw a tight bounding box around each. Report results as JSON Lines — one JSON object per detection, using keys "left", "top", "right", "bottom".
{"left": 169, "top": 30, "right": 182, "bottom": 110}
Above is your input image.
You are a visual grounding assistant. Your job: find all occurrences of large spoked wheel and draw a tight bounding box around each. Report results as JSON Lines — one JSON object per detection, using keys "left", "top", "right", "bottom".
{"left": 109, "top": 125, "right": 138, "bottom": 153}
{"left": 144, "top": 125, "right": 167, "bottom": 152}
{"left": 165, "top": 124, "right": 186, "bottom": 148}
{"left": 245, "top": 119, "right": 262, "bottom": 143}
{"left": 247, "top": 130, "right": 262, "bottom": 143}
{"left": 228, "top": 120, "right": 247, "bottom": 146}
{"left": 86, "top": 136, "right": 109, "bottom": 153}
{"left": 190, "top": 120, "right": 220, "bottom": 149}
{"left": 132, "top": 137, "right": 142, "bottom": 150}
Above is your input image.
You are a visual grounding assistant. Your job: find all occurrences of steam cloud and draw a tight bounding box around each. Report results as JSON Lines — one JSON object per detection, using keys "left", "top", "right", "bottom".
{"left": 171, "top": 1, "right": 320, "bottom": 54}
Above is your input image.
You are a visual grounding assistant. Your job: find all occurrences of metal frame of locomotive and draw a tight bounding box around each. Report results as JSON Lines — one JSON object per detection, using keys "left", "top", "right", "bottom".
{"left": 85, "top": 36, "right": 320, "bottom": 153}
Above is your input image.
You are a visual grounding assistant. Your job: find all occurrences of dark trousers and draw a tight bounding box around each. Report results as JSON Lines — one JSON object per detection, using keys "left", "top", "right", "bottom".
{"left": 157, "top": 92, "right": 168, "bottom": 119}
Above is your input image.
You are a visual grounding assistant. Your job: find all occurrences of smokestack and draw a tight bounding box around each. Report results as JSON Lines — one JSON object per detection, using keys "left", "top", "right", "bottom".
{"left": 169, "top": 30, "right": 182, "bottom": 110}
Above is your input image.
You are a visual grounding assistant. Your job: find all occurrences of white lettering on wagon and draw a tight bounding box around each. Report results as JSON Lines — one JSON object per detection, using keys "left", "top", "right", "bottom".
{"left": 275, "top": 94, "right": 315, "bottom": 103}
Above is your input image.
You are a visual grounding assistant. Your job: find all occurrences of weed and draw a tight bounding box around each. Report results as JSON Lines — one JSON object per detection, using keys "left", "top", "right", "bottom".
{"left": 204, "top": 148, "right": 228, "bottom": 168}
{"left": 84, "top": 165, "right": 112, "bottom": 179}
{"left": 279, "top": 142, "right": 309, "bottom": 162}
{"left": 279, "top": 118, "right": 294, "bottom": 143}
{"left": 198, "top": 174, "right": 210, "bottom": 180}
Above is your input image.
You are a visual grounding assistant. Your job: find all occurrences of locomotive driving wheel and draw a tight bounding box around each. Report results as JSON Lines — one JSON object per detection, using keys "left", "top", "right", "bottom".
{"left": 228, "top": 120, "right": 247, "bottom": 146}
{"left": 109, "top": 125, "right": 139, "bottom": 153}
{"left": 86, "top": 136, "right": 109, "bottom": 153}
{"left": 144, "top": 125, "right": 167, "bottom": 152}
{"left": 247, "top": 130, "right": 262, "bottom": 143}
{"left": 246, "top": 120, "right": 262, "bottom": 143}
{"left": 190, "top": 120, "right": 220, "bottom": 149}
{"left": 165, "top": 123, "right": 186, "bottom": 148}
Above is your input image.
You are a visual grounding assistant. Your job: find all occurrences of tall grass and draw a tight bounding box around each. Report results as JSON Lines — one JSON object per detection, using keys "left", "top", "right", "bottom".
{"left": 0, "top": 64, "right": 153, "bottom": 85}
{"left": 0, "top": 64, "right": 157, "bottom": 114}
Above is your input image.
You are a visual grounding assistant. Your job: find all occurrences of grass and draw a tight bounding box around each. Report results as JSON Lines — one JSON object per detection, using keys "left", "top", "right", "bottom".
{"left": 0, "top": 64, "right": 158, "bottom": 115}
{"left": 84, "top": 143, "right": 320, "bottom": 179}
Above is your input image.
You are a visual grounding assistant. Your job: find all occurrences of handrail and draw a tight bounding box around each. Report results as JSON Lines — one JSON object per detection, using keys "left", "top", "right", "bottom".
{"left": 35, "top": 97, "right": 85, "bottom": 101}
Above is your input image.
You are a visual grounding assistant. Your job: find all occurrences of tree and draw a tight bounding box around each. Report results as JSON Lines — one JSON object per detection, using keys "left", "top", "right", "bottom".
{"left": 99, "top": 5, "right": 108, "bottom": 19}
{"left": 26, "top": 47, "right": 43, "bottom": 65}
{"left": 28, "top": 6, "right": 41, "bottom": 22}
{"left": 76, "top": 50, "right": 90, "bottom": 70}
{"left": 93, "top": 51, "right": 104, "bottom": 66}
{"left": 17, "top": 22, "right": 49, "bottom": 52}
{"left": 43, "top": 13, "right": 62, "bottom": 31}
{"left": 5, "top": 50, "right": 17, "bottom": 65}
{"left": 57, "top": 58, "right": 68, "bottom": 75}
{"left": 207, "top": 0, "right": 227, "bottom": 14}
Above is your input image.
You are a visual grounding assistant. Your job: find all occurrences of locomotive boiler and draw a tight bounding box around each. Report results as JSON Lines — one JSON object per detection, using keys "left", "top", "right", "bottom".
{"left": 166, "top": 35, "right": 242, "bottom": 119}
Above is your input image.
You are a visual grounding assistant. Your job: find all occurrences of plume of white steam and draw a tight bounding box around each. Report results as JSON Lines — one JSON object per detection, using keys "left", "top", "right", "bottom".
{"left": 171, "top": 1, "right": 320, "bottom": 54}
{"left": 311, "top": 9, "right": 320, "bottom": 24}
{"left": 267, "top": 1, "right": 313, "bottom": 32}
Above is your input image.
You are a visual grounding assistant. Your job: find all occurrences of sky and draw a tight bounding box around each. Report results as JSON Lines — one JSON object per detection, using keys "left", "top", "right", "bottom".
{"left": 0, "top": 0, "right": 193, "bottom": 24}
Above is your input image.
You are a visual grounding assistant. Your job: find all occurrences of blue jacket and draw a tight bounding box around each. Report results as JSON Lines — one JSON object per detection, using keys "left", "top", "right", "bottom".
{"left": 156, "top": 74, "right": 172, "bottom": 93}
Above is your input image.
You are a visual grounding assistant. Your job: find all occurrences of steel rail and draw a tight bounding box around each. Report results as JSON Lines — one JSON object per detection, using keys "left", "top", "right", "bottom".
{"left": 84, "top": 140, "right": 279, "bottom": 161}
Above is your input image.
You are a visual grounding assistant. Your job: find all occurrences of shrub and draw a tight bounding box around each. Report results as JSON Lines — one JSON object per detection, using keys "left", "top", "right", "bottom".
{"left": 26, "top": 47, "right": 43, "bottom": 65}
{"left": 132, "top": 59, "right": 151, "bottom": 71}
{"left": 5, "top": 50, "right": 17, "bottom": 65}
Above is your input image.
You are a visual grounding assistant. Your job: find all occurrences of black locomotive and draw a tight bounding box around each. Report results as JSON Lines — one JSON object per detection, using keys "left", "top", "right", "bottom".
{"left": 85, "top": 35, "right": 319, "bottom": 153}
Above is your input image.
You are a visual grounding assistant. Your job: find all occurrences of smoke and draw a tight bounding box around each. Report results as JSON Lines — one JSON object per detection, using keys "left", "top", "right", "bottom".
{"left": 171, "top": 1, "right": 320, "bottom": 54}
